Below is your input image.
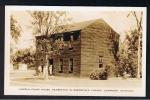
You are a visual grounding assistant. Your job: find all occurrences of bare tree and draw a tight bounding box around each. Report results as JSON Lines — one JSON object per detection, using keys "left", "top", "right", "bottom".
{"left": 127, "top": 11, "right": 143, "bottom": 78}
{"left": 29, "top": 11, "right": 72, "bottom": 52}
{"left": 29, "top": 11, "right": 72, "bottom": 36}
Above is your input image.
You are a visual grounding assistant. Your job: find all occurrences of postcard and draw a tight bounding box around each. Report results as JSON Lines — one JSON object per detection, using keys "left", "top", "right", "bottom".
{"left": 5, "top": 6, "right": 146, "bottom": 96}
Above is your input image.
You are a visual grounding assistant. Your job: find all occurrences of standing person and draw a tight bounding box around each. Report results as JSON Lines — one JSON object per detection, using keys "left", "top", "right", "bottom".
{"left": 49, "top": 64, "right": 53, "bottom": 76}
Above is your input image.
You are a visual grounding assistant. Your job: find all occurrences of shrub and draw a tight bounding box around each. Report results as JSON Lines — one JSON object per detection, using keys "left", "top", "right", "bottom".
{"left": 89, "top": 68, "right": 108, "bottom": 80}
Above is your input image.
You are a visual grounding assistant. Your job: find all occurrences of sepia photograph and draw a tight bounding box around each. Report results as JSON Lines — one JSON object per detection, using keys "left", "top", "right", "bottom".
{"left": 5, "top": 6, "right": 146, "bottom": 96}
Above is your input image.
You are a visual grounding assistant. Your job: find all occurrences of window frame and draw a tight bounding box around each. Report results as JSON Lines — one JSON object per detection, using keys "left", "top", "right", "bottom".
{"left": 99, "top": 56, "right": 103, "bottom": 68}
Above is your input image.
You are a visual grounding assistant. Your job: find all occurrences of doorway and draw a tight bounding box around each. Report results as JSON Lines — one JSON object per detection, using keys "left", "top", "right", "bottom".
{"left": 48, "top": 59, "right": 53, "bottom": 75}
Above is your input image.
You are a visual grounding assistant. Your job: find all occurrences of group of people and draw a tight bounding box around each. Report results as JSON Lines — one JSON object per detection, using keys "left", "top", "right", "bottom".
{"left": 38, "top": 64, "right": 53, "bottom": 79}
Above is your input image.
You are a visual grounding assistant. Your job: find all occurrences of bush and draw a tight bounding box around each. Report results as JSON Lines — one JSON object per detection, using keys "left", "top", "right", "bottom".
{"left": 89, "top": 68, "right": 108, "bottom": 80}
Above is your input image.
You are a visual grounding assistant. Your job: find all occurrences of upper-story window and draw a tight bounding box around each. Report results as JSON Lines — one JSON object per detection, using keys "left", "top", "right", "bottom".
{"left": 63, "top": 31, "right": 80, "bottom": 41}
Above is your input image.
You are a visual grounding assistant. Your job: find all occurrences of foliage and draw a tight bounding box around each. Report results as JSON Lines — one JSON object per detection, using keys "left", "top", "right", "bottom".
{"left": 112, "top": 40, "right": 119, "bottom": 61}
{"left": 11, "top": 48, "right": 36, "bottom": 69}
{"left": 10, "top": 15, "right": 22, "bottom": 42}
{"left": 118, "top": 11, "right": 143, "bottom": 78}
{"left": 89, "top": 68, "right": 108, "bottom": 80}
{"left": 10, "top": 15, "right": 22, "bottom": 65}
{"left": 118, "top": 29, "right": 140, "bottom": 78}
{"left": 36, "top": 36, "right": 66, "bottom": 56}
{"left": 126, "top": 11, "right": 143, "bottom": 78}
{"left": 29, "top": 11, "right": 72, "bottom": 36}
{"left": 107, "top": 30, "right": 120, "bottom": 62}
{"left": 29, "top": 11, "right": 72, "bottom": 57}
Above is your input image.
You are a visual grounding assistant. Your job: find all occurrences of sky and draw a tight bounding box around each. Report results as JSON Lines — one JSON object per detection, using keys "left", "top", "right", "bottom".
{"left": 11, "top": 11, "right": 141, "bottom": 50}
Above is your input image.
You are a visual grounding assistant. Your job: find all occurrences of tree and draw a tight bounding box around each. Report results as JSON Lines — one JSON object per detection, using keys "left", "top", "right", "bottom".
{"left": 127, "top": 11, "right": 143, "bottom": 78}
{"left": 29, "top": 11, "right": 72, "bottom": 53}
{"left": 11, "top": 48, "right": 36, "bottom": 70}
{"left": 29, "top": 11, "right": 72, "bottom": 76}
{"left": 29, "top": 11, "right": 72, "bottom": 36}
{"left": 119, "top": 30, "right": 139, "bottom": 78}
{"left": 10, "top": 15, "right": 22, "bottom": 43}
{"left": 10, "top": 15, "right": 22, "bottom": 66}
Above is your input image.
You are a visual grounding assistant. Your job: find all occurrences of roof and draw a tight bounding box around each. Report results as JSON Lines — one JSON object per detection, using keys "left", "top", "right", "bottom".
{"left": 67, "top": 19, "right": 100, "bottom": 31}
{"left": 67, "top": 18, "right": 119, "bottom": 33}
{"left": 36, "top": 18, "right": 119, "bottom": 38}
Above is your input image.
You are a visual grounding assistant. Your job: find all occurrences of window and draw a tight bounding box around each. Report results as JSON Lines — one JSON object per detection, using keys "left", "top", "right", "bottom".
{"left": 59, "top": 59, "right": 63, "bottom": 73}
{"left": 69, "top": 59, "right": 73, "bottom": 73}
{"left": 99, "top": 56, "right": 103, "bottom": 68}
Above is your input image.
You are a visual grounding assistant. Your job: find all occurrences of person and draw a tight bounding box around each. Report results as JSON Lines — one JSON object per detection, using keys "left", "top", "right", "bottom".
{"left": 49, "top": 65, "right": 53, "bottom": 76}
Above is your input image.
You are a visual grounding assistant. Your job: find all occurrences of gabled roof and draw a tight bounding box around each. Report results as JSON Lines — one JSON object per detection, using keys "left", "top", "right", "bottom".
{"left": 65, "top": 18, "right": 119, "bottom": 36}
{"left": 36, "top": 18, "right": 119, "bottom": 38}
{"left": 67, "top": 19, "right": 99, "bottom": 31}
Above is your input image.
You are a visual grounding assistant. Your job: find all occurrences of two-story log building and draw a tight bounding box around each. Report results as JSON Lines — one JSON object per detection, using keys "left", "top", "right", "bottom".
{"left": 35, "top": 19, "right": 120, "bottom": 77}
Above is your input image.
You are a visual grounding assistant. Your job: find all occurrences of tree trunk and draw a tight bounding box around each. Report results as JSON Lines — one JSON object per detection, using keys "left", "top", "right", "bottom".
{"left": 137, "top": 35, "right": 141, "bottom": 78}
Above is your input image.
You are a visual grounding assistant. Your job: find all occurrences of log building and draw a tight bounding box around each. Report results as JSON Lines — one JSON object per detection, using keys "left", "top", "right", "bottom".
{"left": 35, "top": 19, "right": 120, "bottom": 77}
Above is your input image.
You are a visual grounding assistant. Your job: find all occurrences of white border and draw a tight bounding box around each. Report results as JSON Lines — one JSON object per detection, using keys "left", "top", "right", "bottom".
{"left": 5, "top": 6, "right": 147, "bottom": 96}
